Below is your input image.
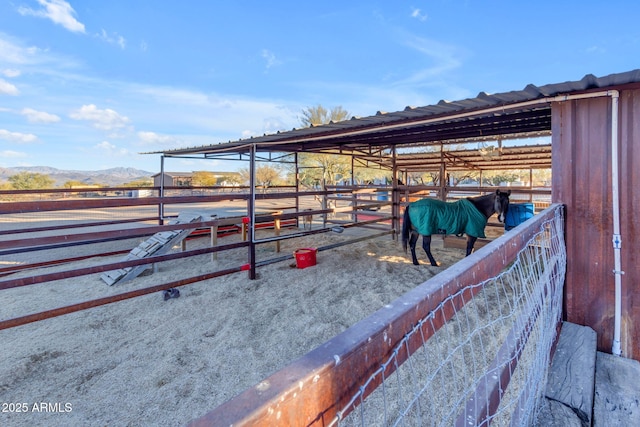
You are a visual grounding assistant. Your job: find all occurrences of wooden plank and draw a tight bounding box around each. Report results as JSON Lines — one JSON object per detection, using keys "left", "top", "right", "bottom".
{"left": 543, "top": 322, "right": 597, "bottom": 426}
{"left": 273, "top": 212, "right": 281, "bottom": 253}
{"left": 536, "top": 399, "right": 583, "bottom": 427}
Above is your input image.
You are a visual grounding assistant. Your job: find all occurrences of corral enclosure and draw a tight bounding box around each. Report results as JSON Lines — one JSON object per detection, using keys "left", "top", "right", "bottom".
{"left": 2, "top": 69, "right": 639, "bottom": 426}
{"left": 0, "top": 183, "right": 558, "bottom": 426}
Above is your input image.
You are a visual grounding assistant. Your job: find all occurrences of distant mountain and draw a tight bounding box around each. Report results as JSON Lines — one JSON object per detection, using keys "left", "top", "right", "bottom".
{"left": 0, "top": 166, "right": 155, "bottom": 187}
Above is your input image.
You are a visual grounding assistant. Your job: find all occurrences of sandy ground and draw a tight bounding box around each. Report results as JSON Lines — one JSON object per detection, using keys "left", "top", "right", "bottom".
{"left": 0, "top": 216, "right": 503, "bottom": 426}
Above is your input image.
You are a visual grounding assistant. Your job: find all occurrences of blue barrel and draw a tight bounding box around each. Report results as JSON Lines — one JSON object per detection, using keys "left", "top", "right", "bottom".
{"left": 505, "top": 203, "right": 535, "bottom": 231}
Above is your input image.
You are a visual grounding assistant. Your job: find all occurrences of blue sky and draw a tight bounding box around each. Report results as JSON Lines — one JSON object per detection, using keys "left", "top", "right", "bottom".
{"left": 1, "top": 1, "right": 639, "bottom": 174}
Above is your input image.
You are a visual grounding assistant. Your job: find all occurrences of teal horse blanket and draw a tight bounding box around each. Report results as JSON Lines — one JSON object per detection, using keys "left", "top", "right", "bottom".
{"left": 408, "top": 198, "right": 488, "bottom": 238}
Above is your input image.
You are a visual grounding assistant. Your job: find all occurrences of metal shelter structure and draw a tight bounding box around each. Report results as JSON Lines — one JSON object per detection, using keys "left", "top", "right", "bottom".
{"left": 150, "top": 69, "right": 640, "bottom": 359}
{"left": 149, "top": 95, "right": 556, "bottom": 173}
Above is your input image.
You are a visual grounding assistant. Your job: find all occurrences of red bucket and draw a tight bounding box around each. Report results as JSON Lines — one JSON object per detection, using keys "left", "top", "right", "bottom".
{"left": 294, "top": 248, "right": 317, "bottom": 269}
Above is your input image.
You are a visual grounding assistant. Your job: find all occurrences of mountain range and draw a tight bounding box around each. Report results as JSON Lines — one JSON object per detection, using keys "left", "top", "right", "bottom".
{"left": 0, "top": 166, "right": 155, "bottom": 187}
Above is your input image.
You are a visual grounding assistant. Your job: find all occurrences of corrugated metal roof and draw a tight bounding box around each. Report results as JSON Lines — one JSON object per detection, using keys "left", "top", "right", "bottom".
{"left": 150, "top": 69, "right": 640, "bottom": 171}
{"left": 392, "top": 144, "right": 553, "bottom": 172}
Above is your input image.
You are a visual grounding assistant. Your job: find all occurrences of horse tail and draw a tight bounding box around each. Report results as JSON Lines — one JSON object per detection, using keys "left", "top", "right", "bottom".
{"left": 402, "top": 205, "right": 411, "bottom": 253}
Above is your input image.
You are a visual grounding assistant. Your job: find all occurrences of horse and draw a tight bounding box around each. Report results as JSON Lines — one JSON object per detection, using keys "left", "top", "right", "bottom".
{"left": 402, "top": 190, "right": 511, "bottom": 266}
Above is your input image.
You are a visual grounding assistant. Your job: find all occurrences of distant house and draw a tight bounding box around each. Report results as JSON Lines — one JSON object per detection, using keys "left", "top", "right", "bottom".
{"left": 152, "top": 172, "right": 194, "bottom": 187}
{"left": 152, "top": 171, "right": 241, "bottom": 187}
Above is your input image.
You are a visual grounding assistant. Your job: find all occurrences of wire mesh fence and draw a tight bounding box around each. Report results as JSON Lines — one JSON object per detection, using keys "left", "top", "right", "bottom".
{"left": 330, "top": 206, "right": 565, "bottom": 426}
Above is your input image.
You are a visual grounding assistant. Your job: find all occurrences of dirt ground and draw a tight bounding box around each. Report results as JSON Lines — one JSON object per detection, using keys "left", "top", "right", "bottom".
{"left": 0, "top": 207, "right": 506, "bottom": 426}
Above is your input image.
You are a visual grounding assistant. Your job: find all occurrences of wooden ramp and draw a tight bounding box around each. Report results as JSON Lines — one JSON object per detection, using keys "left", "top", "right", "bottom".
{"left": 100, "top": 212, "right": 202, "bottom": 286}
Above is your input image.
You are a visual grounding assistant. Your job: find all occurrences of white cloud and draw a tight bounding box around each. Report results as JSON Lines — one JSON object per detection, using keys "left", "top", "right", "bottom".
{"left": 587, "top": 45, "right": 606, "bottom": 54}
{"left": 261, "top": 49, "right": 281, "bottom": 70}
{"left": 69, "top": 104, "right": 131, "bottom": 131}
{"left": 2, "top": 69, "right": 21, "bottom": 78}
{"left": 0, "top": 38, "right": 30, "bottom": 64}
{"left": 97, "top": 29, "right": 126, "bottom": 49}
{"left": 95, "top": 141, "right": 130, "bottom": 156}
{"left": 397, "top": 35, "right": 462, "bottom": 84}
{"left": 241, "top": 129, "right": 256, "bottom": 139}
{"left": 0, "top": 129, "right": 38, "bottom": 143}
{"left": 96, "top": 141, "right": 115, "bottom": 150}
{"left": 411, "top": 8, "right": 428, "bottom": 22}
{"left": 262, "top": 117, "right": 288, "bottom": 134}
{"left": 17, "top": 0, "right": 85, "bottom": 34}
{"left": 137, "top": 85, "right": 211, "bottom": 105}
{"left": 137, "top": 131, "right": 182, "bottom": 147}
{"left": 174, "top": 158, "right": 221, "bottom": 169}
{"left": 0, "top": 33, "right": 81, "bottom": 71}
{"left": 0, "top": 35, "right": 47, "bottom": 68}
{"left": 0, "top": 150, "right": 27, "bottom": 158}
{"left": 0, "top": 78, "right": 19, "bottom": 95}
{"left": 21, "top": 108, "right": 61, "bottom": 123}
{"left": 133, "top": 85, "right": 300, "bottom": 135}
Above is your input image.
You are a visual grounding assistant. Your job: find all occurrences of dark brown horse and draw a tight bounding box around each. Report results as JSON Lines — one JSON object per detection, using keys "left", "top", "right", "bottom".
{"left": 402, "top": 190, "right": 511, "bottom": 266}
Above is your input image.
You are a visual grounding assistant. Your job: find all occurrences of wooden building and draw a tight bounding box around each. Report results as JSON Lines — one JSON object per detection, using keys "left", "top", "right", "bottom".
{"left": 152, "top": 171, "right": 194, "bottom": 187}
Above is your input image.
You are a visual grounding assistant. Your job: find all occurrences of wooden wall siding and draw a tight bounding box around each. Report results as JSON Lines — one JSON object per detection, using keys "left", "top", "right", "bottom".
{"left": 552, "top": 90, "right": 640, "bottom": 360}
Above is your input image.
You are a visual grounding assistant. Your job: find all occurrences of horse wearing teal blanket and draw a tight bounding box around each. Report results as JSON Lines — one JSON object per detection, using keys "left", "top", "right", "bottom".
{"left": 402, "top": 190, "right": 511, "bottom": 266}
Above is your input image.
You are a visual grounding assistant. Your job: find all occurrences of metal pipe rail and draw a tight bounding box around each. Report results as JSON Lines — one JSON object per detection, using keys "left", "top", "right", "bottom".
{"left": 0, "top": 263, "right": 249, "bottom": 331}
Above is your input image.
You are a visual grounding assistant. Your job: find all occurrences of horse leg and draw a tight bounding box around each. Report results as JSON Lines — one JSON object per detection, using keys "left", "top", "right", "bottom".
{"left": 409, "top": 231, "right": 420, "bottom": 265}
{"left": 422, "top": 235, "right": 438, "bottom": 266}
{"left": 466, "top": 236, "right": 478, "bottom": 256}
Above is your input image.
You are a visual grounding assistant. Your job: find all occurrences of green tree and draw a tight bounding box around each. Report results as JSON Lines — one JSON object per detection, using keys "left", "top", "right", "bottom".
{"left": 192, "top": 171, "right": 218, "bottom": 186}
{"left": 123, "top": 178, "right": 153, "bottom": 187}
{"left": 299, "top": 104, "right": 350, "bottom": 127}
{"left": 532, "top": 169, "right": 552, "bottom": 186}
{"left": 62, "top": 180, "right": 86, "bottom": 189}
{"left": 219, "top": 173, "right": 242, "bottom": 186}
{"left": 353, "top": 167, "right": 390, "bottom": 184}
{"left": 481, "top": 171, "right": 519, "bottom": 186}
{"left": 449, "top": 171, "right": 480, "bottom": 186}
{"left": 238, "top": 164, "right": 284, "bottom": 187}
{"left": 8, "top": 172, "right": 55, "bottom": 189}
{"left": 297, "top": 105, "right": 352, "bottom": 186}
{"left": 298, "top": 153, "right": 351, "bottom": 186}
